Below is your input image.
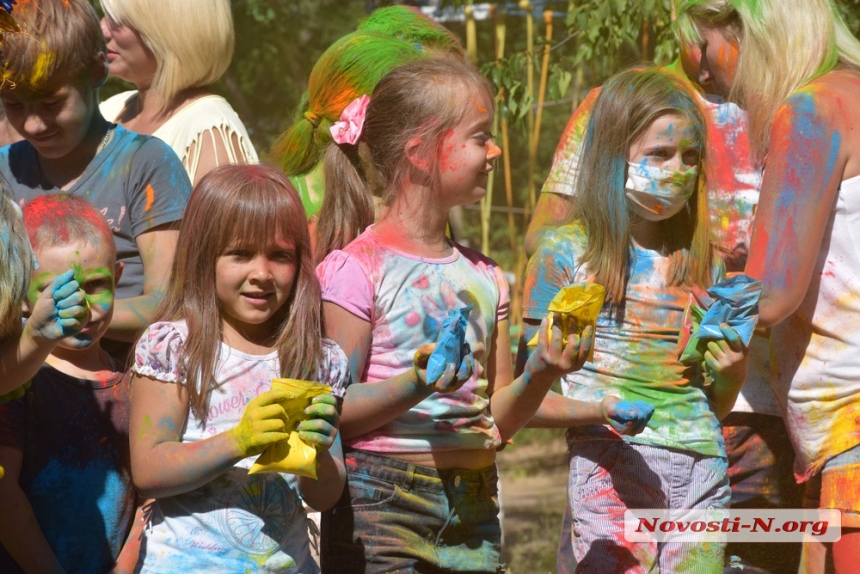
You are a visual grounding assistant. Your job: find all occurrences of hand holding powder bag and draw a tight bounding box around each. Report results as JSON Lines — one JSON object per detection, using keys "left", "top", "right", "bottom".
{"left": 248, "top": 378, "right": 333, "bottom": 479}
{"left": 678, "top": 274, "right": 761, "bottom": 364}
{"left": 425, "top": 305, "right": 473, "bottom": 385}
{"left": 527, "top": 283, "right": 605, "bottom": 359}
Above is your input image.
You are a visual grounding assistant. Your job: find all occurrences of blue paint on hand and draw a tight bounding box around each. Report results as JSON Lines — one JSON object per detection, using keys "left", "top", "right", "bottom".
{"left": 426, "top": 305, "right": 472, "bottom": 385}
{"left": 608, "top": 400, "right": 654, "bottom": 433}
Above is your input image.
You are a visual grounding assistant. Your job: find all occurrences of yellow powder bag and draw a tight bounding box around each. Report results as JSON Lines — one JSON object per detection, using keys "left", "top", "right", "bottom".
{"left": 527, "top": 283, "right": 605, "bottom": 358}
{"left": 248, "top": 378, "right": 333, "bottom": 479}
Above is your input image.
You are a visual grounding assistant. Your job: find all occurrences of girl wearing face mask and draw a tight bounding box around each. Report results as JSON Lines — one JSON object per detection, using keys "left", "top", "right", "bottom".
{"left": 521, "top": 67, "right": 749, "bottom": 572}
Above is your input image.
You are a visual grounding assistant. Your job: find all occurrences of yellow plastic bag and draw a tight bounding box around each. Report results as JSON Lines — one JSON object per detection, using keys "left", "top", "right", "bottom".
{"left": 527, "top": 283, "right": 605, "bottom": 357}
{"left": 248, "top": 378, "right": 333, "bottom": 479}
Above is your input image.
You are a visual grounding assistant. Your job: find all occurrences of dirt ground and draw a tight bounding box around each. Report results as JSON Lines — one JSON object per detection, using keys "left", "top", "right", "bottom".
{"left": 498, "top": 429, "right": 570, "bottom": 573}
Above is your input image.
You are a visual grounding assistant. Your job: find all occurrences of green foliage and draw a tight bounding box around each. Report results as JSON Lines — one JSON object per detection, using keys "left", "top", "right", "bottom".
{"left": 482, "top": 53, "right": 534, "bottom": 122}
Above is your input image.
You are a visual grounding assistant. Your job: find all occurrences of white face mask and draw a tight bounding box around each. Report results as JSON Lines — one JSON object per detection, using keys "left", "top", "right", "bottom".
{"left": 624, "top": 162, "right": 698, "bottom": 221}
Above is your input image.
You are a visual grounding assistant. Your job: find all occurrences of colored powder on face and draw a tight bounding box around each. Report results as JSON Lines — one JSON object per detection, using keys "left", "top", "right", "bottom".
{"left": 79, "top": 266, "right": 115, "bottom": 311}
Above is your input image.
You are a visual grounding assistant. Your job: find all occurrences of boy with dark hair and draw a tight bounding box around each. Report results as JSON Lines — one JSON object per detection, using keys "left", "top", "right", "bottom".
{"left": 0, "top": 194, "right": 134, "bottom": 573}
{"left": 0, "top": 0, "right": 192, "bottom": 351}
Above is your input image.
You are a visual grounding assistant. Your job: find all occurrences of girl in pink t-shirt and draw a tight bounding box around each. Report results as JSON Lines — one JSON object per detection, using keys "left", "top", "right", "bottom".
{"left": 316, "top": 57, "right": 620, "bottom": 573}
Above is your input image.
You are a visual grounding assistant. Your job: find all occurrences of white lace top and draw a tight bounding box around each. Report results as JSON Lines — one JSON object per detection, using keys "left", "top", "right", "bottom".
{"left": 100, "top": 92, "right": 259, "bottom": 183}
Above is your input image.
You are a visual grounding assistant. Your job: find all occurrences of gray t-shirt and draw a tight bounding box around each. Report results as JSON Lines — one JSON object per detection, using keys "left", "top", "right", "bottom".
{"left": 0, "top": 125, "right": 191, "bottom": 300}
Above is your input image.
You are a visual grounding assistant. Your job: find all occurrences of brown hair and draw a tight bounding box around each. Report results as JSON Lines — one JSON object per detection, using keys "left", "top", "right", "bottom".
{"left": 1, "top": 0, "right": 105, "bottom": 92}
{"left": 153, "top": 164, "right": 323, "bottom": 421}
{"left": 571, "top": 67, "right": 714, "bottom": 304}
{"left": 316, "top": 56, "right": 495, "bottom": 261}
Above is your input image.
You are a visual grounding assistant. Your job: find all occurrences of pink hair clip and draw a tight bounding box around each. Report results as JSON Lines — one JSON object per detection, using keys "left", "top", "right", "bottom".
{"left": 330, "top": 95, "right": 370, "bottom": 146}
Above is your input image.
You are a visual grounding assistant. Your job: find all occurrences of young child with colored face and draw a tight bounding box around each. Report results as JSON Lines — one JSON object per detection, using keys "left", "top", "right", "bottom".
{"left": 127, "top": 165, "right": 348, "bottom": 573}
{"left": 0, "top": 190, "right": 88, "bottom": 401}
{"left": 522, "top": 67, "right": 749, "bottom": 572}
{"left": 0, "top": 0, "right": 191, "bottom": 355}
{"left": 0, "top": 194, "right": 134, "bottom": 573}
{"left": 315, "top": 57, "right": 626, "bottom": 573}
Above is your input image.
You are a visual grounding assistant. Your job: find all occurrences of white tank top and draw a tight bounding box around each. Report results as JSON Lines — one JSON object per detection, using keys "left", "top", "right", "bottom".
{"left": 770, "top": 174, "right": 860, "bottom": 481}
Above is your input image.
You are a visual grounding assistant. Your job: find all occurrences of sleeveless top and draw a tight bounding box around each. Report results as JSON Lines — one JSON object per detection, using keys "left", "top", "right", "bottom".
{"left": 101, "top": 92, "right": 258, "bottom": 183}
{"left": 770, "top": 174, "right": 860, "bottom": 481}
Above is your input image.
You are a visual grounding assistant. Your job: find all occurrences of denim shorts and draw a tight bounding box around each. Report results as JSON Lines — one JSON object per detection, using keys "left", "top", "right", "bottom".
{"left": 320, "top": 449, "right": 504, "bottom": 574}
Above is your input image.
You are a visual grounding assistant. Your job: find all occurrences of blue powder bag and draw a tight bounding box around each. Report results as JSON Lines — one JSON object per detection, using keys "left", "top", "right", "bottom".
{"left": 425, "top": 305, "right": 472, "bottom": 385}
{"left": 678, "top": 274, "right": 762, "bottom": 364}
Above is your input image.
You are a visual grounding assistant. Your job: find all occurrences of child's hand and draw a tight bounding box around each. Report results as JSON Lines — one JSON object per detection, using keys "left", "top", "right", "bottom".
{"left": 298, "top": 394, "right": 340, "bottom": 451}
{"left": 602, "top": 396, "right": 654, "bottom": 436}
{"left": 413, "top": 343, "right": 473, "bottom": 394}
{"left": 702, "top": 323, "right": 748, "bottom": 387}
{"left": 27, "top": 269, "right": 89, "bottom": 341}
{"left": 523, "top": 315, "right": 594, "bottom": 385}
{"left": 227, "top": 390, "right": 290, "bottom": 458}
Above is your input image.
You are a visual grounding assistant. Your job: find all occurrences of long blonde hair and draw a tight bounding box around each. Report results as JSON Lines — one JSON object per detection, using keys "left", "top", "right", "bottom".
{"left": 677, "top": 0, "right": 860, "bottom": 157}
{"left": 153, "top": 165, "right": 322, "bottom": 421}
{"left": 571, "top": 67, "right": 713, "bottom": 305}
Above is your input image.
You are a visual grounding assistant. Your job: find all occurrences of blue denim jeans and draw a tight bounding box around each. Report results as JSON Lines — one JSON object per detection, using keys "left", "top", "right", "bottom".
{"left": 320, "top": 449, "right": 504, "bottom": 573}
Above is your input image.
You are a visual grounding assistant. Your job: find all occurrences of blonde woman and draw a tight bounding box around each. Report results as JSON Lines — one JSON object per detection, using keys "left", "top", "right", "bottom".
{"left": 100, "top": 0, "right": 258, "bottom": 184}
{"left": 680, "top": 0, "right": 860, "bottom": 571}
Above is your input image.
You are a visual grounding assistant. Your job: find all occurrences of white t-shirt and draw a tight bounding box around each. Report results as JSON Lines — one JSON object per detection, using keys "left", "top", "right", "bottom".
{"left": 131, "top": 320, "right": 349, "bottom": 573}
{"left": 524, "top": 223, "right": 725, "bottom": 458}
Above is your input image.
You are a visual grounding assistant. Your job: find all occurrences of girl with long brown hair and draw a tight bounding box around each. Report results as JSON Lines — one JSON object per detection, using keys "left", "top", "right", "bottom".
{"left": 127, "top": 164, "right": 348, "bottom": 572}
{"left": 522, "top": 67, "right": 749, "bottom": 572}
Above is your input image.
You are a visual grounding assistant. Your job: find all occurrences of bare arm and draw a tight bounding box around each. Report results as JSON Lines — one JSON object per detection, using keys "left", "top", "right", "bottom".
{"left": 0, "top": 271, "right": 87, "bottom": 397}
{"left": 293, "top": 393, "right": 345, "bottom": 512}
{"left": 111, "top": 499, "right": 147, "bottom": 574}
{"left": 516, "top": 319, "right": 653, "bottom": 434}
{"left": 489, "top": 317, "right": 593, "bottom": 442}
{"left": 702, "top": 325, "right": 749, "bottom": 420}
{"left": 108, "top": 225, "right": 178, "bottom": 342}
{"left": 298, "top": 435, "right": 345, "bottom": 512}
{"left": 187, "top": 128, "right": 252, "bottom": 186}
{"left": 0, "top": 446, "right": 66, "bottom": 573}
{"left": 745, "top": 89, "right": 847, "bottom": 327}
{"left": 129, "top": 374, "right": 286, "bottom": 499}
{"left": 322, "top": 302, "right": 435, "bottom": 441}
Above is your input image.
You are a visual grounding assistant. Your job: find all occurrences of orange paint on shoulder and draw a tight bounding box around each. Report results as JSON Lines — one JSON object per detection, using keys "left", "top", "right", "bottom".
{"left": 144, "top": 184, "right": 155, "bottom": 211}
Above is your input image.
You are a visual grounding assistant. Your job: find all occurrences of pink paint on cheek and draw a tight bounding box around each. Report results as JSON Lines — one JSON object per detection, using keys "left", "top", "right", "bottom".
{"left": 405, "top": 312, "right": 421, "bottom": 327}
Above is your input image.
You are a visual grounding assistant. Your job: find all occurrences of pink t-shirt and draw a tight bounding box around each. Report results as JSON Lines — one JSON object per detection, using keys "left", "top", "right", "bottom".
{"left": 317, "top": 226, "right": 510, "bottom": 454}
